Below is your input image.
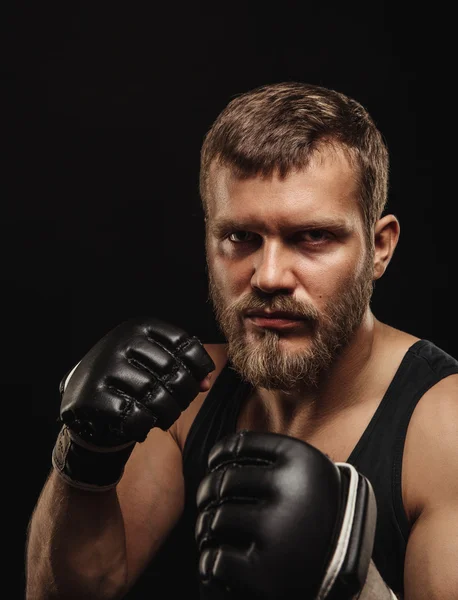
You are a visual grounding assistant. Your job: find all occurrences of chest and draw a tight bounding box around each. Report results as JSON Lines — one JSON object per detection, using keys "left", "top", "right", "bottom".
{"left": 235, "top": 389, "right": 423, "bottom": 527}
{"left": 236, "top": 392, "right": 381, "bottom": 463}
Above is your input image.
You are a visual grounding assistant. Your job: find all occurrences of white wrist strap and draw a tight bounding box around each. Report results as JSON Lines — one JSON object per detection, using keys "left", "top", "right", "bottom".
{"left": 315, "top": 462, "right": 359, "bottom": 599}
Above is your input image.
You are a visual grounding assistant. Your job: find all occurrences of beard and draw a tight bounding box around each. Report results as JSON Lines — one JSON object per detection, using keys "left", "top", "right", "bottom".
{"left": 207, "top": 256, "right": 374, "bottom": 392}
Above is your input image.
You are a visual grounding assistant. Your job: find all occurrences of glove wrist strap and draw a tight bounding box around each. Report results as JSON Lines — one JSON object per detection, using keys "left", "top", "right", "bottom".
{"left": 354, "top": 561, "right": 398, "bottom": 599}
{"left": 52, "top": 425, "right": 135, "bottom": 492}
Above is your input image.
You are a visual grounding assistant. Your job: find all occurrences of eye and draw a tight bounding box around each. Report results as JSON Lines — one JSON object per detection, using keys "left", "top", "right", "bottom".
{"left": 297, "top": 229, "right": 332, "bottom": 243}
{"left": 228, "top": 231, "right": 257, "bottom": 243}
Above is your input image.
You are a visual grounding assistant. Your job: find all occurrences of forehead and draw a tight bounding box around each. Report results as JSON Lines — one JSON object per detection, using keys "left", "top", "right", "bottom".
{"left": 206, "top": 146, "right": 362, "bottom": 227}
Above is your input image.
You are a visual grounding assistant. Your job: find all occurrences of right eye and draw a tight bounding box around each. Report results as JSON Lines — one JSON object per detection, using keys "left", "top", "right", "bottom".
{"left": 228, "top": 231, "right": 256, "bottom": 243}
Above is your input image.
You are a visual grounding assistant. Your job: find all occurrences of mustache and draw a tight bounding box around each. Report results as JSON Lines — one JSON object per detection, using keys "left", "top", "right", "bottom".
{"left": 224, "top": 294, "right": 320, "bottom": 321}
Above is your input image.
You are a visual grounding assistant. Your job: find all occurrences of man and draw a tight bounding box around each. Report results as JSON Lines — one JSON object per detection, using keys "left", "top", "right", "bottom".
{"left": 25, "top": 82, "right": 458, "bottom": 600}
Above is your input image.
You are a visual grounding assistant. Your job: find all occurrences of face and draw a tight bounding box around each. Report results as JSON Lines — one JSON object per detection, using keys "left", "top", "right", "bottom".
{"left": 205, "top": 147, "right": 375, "bottom": 391}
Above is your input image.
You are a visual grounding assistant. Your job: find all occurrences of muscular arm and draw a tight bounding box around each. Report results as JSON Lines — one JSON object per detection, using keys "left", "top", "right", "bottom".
{"left": 25, "top": 337, "right": 226, "bottom": 600}
{"left": 26, "top": 471, "right": 126, "bottom": 600}
{"left": 25, "top": 427, "right": 185, "bottom": 600}
{"left": 404, "top": 505, "right": 458, "bottom": 600}
{"left": 402, "top": 374, "right": 458, "bottom": 600}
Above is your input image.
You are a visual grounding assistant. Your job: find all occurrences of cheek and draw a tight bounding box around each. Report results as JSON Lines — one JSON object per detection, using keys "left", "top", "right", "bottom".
{"left": 300, "top": 252, "right": 364, "bottom": 300}
{"left": 209, "top": 251, "right": 252, "bottom": 295}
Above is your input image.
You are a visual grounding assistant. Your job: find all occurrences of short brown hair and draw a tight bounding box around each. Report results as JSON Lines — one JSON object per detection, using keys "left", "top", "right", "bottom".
{"left": 199, "top": 82, "right": 389, "bottom": 236}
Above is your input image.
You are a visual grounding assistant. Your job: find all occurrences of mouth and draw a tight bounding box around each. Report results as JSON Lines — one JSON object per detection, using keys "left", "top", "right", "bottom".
{"left": 245, "top": 311, "right": 306, "bottom": 331}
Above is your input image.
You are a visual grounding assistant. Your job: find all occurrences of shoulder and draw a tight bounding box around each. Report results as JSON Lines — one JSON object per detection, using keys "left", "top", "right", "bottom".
{"left": 169, "top": 343, "right": 229, "bottom": 452}
{"left": 402, "top": 372, "right": 458, "bottom": 524}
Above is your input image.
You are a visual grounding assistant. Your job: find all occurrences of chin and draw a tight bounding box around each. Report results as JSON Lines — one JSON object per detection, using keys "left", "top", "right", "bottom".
{"left": 245, "top": 328, "right": 313, "bottom": 350}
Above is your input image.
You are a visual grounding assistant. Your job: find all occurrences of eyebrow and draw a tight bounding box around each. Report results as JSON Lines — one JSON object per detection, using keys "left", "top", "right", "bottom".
{"left": 209, "top": 217, "right": 351, "bottom": 237}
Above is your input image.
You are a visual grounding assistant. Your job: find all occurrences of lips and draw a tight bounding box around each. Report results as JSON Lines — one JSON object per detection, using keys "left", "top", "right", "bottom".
{"left": 245, "top": 311, "right": 305, "bottom": 331}
{"left": 245, "top": 311, "right": 304, "bottom": 320}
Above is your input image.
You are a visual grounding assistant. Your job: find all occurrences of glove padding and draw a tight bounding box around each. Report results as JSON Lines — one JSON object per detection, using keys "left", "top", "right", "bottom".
{"left": 52, "top": 317, "right": 214, "bottom": 490}
{"left": 60, "top": 316, "right": 215, "bottom": 446}
{"left": 195, "top": 431, "right": 377, "bottom": 600}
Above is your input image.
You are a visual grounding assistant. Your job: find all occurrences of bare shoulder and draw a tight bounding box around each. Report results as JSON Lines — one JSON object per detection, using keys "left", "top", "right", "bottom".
{"left": 402, "top": 373, "right": 458, "bottom": 522}
{"left": 171, "top": 342, "right": 229, "bottom": 452}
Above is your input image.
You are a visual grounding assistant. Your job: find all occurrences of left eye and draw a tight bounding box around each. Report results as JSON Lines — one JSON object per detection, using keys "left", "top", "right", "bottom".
{"left": 299, "top": 230, "right": 330, "bottom": 242}
{"left": 228, "top": 231, "right": 256, "bottom": 243}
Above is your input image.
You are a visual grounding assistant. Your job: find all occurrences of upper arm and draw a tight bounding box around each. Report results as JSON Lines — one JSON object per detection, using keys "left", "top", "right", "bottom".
{"left": 404, "top": 504, "right": 458, "bottom": 600}
{"left": 116, "top": 426, "right": 185, "bottom": 586}
{"left": 403, "top": 374, "right": 458, "bottom": 600}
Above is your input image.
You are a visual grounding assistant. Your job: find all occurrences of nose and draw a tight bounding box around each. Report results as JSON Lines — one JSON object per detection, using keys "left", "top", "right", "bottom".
{"left": 250, "top": 240, "right": 297, "bottom": 294}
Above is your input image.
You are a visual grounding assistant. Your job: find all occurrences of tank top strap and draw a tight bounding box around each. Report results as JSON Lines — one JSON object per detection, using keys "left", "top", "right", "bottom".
{"left": 349, "top": 338, "right": 458, "bottom": 471}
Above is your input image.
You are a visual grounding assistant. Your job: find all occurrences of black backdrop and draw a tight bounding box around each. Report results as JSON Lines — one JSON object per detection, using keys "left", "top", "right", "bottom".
{"left": 4, "top": 2, "right": 455, "bottom": 597}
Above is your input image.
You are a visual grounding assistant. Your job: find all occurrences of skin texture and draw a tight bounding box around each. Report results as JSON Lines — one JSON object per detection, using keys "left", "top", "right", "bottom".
{"left": 25, "top": 146, "right": 458, "bottom": 600}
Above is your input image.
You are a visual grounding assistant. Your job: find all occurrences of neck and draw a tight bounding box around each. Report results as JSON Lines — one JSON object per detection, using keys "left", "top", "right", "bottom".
{"left": 253, "top": 310, "right": 383, "bottom": 428}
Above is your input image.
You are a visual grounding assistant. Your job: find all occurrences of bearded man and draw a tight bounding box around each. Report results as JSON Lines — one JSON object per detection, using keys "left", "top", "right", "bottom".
{"left": 26, "top": 82, "right": 458, "bottom": 600}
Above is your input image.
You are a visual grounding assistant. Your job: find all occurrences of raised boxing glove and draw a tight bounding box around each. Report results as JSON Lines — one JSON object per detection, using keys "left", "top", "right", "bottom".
{"left": 52, "top": 317, "right": 215, "bottom": 491}
{"left": 195, "top": 430, "right": 377, "bottom": 600}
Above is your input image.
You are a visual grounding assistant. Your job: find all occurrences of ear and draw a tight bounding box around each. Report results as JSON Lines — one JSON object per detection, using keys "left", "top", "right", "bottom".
{"left": 373, "top": 214, "right": 400, "bottom": 280}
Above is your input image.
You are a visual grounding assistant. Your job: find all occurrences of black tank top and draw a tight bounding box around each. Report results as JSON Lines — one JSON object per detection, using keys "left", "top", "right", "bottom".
{"left": 124, "top": 339, "right": 458, "bottom": 599}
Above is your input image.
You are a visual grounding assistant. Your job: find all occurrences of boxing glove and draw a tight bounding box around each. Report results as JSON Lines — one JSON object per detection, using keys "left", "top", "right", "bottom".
{"left": 52, "top": 317, "right": 215, "bottom": 491}
{"left": 195, "top": 430, "right": 377, "bottom": 600}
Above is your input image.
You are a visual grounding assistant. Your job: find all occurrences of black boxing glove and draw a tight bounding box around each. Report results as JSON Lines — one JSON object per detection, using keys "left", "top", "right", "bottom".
{"left": 195, "top": 431, "right": 377, "bottom": 600}
{"left": 52, "top": 317, "right": 215, "bottom": 491}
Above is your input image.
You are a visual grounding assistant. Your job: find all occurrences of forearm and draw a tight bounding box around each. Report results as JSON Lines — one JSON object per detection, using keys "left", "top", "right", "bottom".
{"left": 357, "top": 560, "right": 400, "bottom": 600}
{"left": 26, "top": 469, "right": 128, "bottom": 600}
{"left": 25, "top": 318, "right": 214, "bottom": 599}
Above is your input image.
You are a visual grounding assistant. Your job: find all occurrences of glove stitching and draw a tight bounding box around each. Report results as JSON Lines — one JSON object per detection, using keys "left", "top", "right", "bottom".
{"left": 147, "top": 333, "right": 212, "bottom": 383}
{"left": 125, "top": 357, "right": 171, "bottom": 396}
{"left": 176, "top": 335, "right": 213, "bottom": 373}
{"left": 203, "top": 495, "right": 259, "bottom": 511}
{"left": 105, "top": 384, "right": 158, "bottom": 419}
{"left": 126, "top": 355, "right": 177, "bottom": 391}
{"left": 122, "top": 354, "right": 184, "bottom": 410}
{"left": 143, "top": 336, "right": 197, "bottom": 399}
{"left": 209, "top": 457, "right": 273, "bottom": 473}
{"left": 175, "top": 335, "right": 200, "bottom": 355}
{"left": 145, "top": 334, "right": 194, "bottom": 381}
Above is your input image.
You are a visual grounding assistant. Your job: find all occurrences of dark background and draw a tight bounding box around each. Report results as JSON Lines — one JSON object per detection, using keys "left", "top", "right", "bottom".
{"left": 4, "top": 2, "right": 454, "bottom": 597}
